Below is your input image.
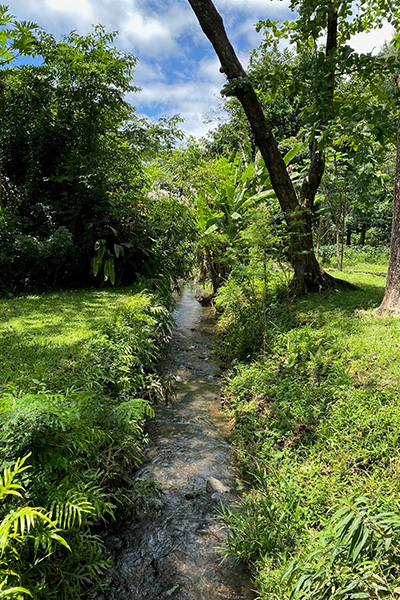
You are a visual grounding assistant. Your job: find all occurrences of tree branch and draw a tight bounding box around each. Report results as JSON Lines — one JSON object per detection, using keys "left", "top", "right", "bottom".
{"left": 300, "top": 2, "right": 337, "bottom": 209}
{"left": 187, "top": 0, "right": 300, "bottom": 217}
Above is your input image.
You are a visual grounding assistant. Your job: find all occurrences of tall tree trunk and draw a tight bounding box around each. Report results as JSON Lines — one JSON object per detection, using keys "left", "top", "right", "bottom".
{"left": 360, "top": 223, "right": 367, "bottom": 246}
{"left": 187, "top": 0, "right": 342, "bottom": 294}
{"left": 336, "top": 225, "right": 341, "bottom": 271}
{"left": 341, "top": 208, "right": 345, "bottom": 270}
{"left": 316, "top": 214, "right": 323, "bottom": 261}
{"left": 346, "top": 224, "right": 352, "bottom": 246}
{"left": 0, "top": 164, "right": 3, "bottom": 212}
{"left": 376, "top": 76, "right": 400, "bottom": 314}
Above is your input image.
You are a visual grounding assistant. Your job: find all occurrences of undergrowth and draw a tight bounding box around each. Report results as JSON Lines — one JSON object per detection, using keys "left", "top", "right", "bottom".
{"left": 216, "top": 264, "right": 400, "bottom": 600}
{"left": 319, "top": 244, "right": 389, "bottom": 270}
{"left": 0, "top": 285, "right": 172, "bottom": 598}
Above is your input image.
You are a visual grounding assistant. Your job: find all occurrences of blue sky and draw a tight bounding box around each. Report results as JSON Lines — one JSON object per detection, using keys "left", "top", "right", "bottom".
{"left": 8, "top": 0, "right": 394, "bottom": 138}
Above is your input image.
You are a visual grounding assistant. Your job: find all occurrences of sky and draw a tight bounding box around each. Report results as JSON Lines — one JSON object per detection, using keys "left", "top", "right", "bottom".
{"left": 8, "top": 0, "right": 395, "bottom": 139}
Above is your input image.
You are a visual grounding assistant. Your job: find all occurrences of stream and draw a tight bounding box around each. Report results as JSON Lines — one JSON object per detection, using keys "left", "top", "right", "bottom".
{"left": 95, "top": 287, "right": 254, "bottom": 600}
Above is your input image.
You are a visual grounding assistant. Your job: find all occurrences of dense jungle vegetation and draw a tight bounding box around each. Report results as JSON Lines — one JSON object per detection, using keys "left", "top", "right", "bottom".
{"left": 2, "top": 0, "right": 400, "bottom": 598}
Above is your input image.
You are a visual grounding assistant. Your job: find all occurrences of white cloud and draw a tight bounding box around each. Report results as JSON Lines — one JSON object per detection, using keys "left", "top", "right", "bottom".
{"left": 218, "top": 0, "right": 290, "bottom": 11}
{"left": 350, "top": 21, "right": 394, "bottom": 55}
{"left": 117, "top": 1, "right": 198, "bottom": 58}
{"left": 120, "top": 10, "right": 178, "bottom": 56}
{"left": 231, "top": 16, "right": 264, "bottom": 47}
{"left": 6, "top": 0, "right": 290, "bottom": 138}
{"left": 44, "top": 0, "right": 93, "bottom": 18}
{"left": 198, "top": 56, "right": 224, "bottom": 84}
{"left": 137, "top": 80, "right": 219, "bottom": 106}
{"left": 134, "top": 58, "right": 167, "bottom": 83}
{"left": 134, "top": 79, "right": 224, "bottom": 137}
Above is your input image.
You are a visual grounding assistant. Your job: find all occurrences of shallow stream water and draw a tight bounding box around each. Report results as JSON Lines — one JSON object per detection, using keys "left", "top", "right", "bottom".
{"left": 95, "top": 287, "right": 254, "bottom": 600}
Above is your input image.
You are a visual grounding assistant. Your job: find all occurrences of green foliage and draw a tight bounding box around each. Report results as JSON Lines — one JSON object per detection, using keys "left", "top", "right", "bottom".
{"left": 0, "top": 5, "right": 38, "bottom": 66}
{"left": 0, "top": 222, "right": 75, "bottom": 294}
{"left": 0, "top": 455, "right": 69, "bottom": 599}
{"left": 195, "top": 149, "right": 297, "bottom": 293}
{"left": 90, "top": 292, "right": 172, "bottom": 399}
{"left": 0, "top": 22, "right": 189, "bottom": 295}
{"left": 285, "top": 498, "right": 400, "bottom": 600}
{"left": 0, "top": 286, "right": 172, "bottom": 597}
{"left": 213, "top": 202, "right": 288, "bottom": 362}
{"left": 0, "top": 25, "right": 140, "bottom": 292}
{"left": 215, "top": 278, "right": 267, "bottom": 362}
{"left": 206, "top": 6, "right": 399, "bottom": 263}
{"left": 215, "top": 263, "right": 400, "bottom": 599}
{"left": 143, "top": 193, "right": 197, "bottom": 286}
{"left": 256, "top": 0, "right": 400, "bottom": 139}
{"left": 319, "top": 244, "right": 389, "bottom": 267}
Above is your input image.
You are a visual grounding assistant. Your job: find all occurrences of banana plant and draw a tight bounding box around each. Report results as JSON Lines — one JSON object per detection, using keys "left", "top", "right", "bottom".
{"left": 195, "top": 144, "right": 300, "bottom": 292}
{"left": 199, "top": 144, "right": 300, "bottom": 236}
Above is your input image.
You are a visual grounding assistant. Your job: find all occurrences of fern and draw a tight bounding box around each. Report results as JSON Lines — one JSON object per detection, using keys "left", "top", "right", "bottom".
{"left": 112, "top": 398, "right": 155, "bottom": 426}
{"left": 51, "top": 496, "right": 95, "bottom": 530}
{"left": 0, "top": 456, "right": 69, "bottom": 599}
{"left": 0, "top": 290, "right": 171, "bottom": 597}
{"left": 0, "top": 456, "right": 29, "bottom": 502}
{"left": 0, "top": 579, "right": 32, "bottom": 598}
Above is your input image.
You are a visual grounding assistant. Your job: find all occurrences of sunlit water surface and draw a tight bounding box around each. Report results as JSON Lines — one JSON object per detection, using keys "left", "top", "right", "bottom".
{"left": 94, "top": 287, "right": 254, "bottom": 600}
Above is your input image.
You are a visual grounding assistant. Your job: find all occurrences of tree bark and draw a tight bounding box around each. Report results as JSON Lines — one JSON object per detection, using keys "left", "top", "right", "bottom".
{"left": 187, "top": 0, "right": 341, "bottom": 294}
{"left": 360, "top": 223, "right": 367, "bottom": 246}
{"left": 376, "top": 75, "right": 400, "bottom": 314}
{"left": 346, "top": 224, "right": 352, "bottom": 246}
{"left": 0, "top": 164, "right": 3, "bottom": 211}
{"left": 316, "top": 214, "right": 323, "bottom": 261}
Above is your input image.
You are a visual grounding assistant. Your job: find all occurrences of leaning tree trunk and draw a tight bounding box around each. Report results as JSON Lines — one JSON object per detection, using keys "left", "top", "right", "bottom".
{"left": 376, "top": 75, "right": 400, "bottom": 314}
{"left": 187, "top": 0, "right": 341, "bottom": 295}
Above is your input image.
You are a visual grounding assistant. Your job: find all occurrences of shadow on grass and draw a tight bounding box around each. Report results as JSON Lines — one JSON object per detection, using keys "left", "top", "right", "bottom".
{"left": 0, "top": 286, "right": 142, "bottom": 393}
{"left": 295, "top": 274, "right": 386, "bottom": 318}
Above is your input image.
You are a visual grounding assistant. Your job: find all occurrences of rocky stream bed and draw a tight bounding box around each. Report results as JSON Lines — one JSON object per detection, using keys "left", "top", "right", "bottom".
{"left": 94, "top": 287, "right": 254, "bottom": 600}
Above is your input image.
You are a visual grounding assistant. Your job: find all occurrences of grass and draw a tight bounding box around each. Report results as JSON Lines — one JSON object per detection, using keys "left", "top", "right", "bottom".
{"left": 0, "top": 286, "right": 141, "bottom": 393}
{"left": 217, "top": 261, "right": 400, "bottom": 600}
{"left": 0, "top": 284, "right": 172, "bottom": 598}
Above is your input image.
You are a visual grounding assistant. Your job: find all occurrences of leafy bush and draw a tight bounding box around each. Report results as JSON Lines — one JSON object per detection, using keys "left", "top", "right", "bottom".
{"left": 319, "top": 244, "right": 389, "bottom": 267}
{"left": 0, "top": 455, "right": 69, "bottom": 599}
{"left": 216, "top": 269, "right": 400, "bottom": 599}
{"left": 0, "top": 213, "right": 75, "bottom": 294}
{"left": 285, "top": 498, "right": 400, "bottom": 600}
{"left": 215, "top": 278, "right": 267, "bottom": 362}
{"left": 0, "top": 287, "right": 172, "bottom": 597}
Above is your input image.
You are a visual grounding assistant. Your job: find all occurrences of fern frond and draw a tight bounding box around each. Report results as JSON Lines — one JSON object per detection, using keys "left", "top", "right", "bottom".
{"left": 51, "top": 492, "right": 95, "bottom": 530}
{"left": 0, "top": 455, "right": 31, "bottom": 502}
{"left": 0, "top": 506, "right": 55, "bottom": 551}
{"left": 0, "top": 580, "right": 32, "bottom": 598}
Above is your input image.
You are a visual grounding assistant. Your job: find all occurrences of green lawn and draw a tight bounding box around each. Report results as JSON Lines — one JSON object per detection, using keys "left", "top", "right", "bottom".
{"left": 0, "top": 286, "right": 139, "bottom": 393}
{"left": 219, "top": 264, "right": 400, "bottom": 600}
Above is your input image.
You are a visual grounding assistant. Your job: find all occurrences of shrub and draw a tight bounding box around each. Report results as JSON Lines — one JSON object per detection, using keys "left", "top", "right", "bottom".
{"left": 216, "top": 268, "right": 400, "bottom": 599}
{"left": 285, "top": 497, "right": 400, "bottom": 600}
{"left": 0, "top": 287, "right": 172, "bottom": 597}
{"left": 319, "top": 244, "right": 389, "bottom": 267}
{"left": 0, "top": 455, "right": 70, "bottom": 599}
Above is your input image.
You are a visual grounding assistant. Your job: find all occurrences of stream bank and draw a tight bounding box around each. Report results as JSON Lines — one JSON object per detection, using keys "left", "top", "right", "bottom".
{"left": 95, "top": 287, "right": 254, "bottom": 600}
